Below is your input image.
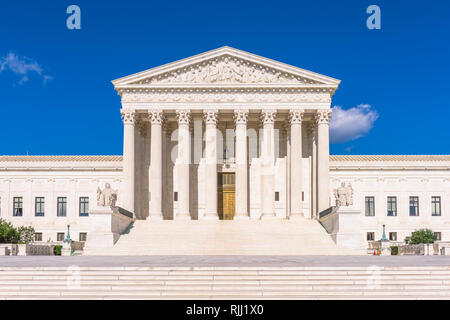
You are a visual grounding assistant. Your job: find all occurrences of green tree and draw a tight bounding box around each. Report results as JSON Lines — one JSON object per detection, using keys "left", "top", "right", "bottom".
{"left": 405, "top": 229, "right": 437, "bottom": 245}
{"left": 0, "top": 219, "right": 17, "bottom": 243}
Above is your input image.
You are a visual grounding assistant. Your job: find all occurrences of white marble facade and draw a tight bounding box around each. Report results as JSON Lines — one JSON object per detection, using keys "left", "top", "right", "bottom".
{"left": 0, "top": 47, "right": 449, "bottom": 248}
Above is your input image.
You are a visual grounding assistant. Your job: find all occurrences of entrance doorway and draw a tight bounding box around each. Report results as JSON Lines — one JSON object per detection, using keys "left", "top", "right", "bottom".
{"left": 218, "top": 173, "right": 235, "bottom": 220}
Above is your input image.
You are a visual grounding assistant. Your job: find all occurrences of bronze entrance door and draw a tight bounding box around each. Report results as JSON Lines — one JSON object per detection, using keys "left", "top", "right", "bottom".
{"left": 218, "top": 173, "right": 235, "bottom": 220}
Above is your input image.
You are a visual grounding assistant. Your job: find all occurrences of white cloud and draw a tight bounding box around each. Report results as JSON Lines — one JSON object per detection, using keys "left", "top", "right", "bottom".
{"left": 0, "top": 51, "right": 51, "bottom": 85}
{"left": 330, "top": 104, "right": 378, "bottom": 143}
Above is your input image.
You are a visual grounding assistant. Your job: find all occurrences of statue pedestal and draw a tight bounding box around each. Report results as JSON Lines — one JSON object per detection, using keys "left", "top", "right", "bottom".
{"left": 319, "top": 207, "right": 365, "bottom": 250}
{"left": 380, "top": 240, "right": 391, "bottom": 256}
{"left": 83, "top": 207, "right": 134, "bottom": 254}
{"left": 62, "top": 241, "right": 73, "bottom": 256}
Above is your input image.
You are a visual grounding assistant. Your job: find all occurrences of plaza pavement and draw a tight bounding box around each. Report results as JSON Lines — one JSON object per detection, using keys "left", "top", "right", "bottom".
{"left": 1, "top": 255, "right": 450, "bottom": 267}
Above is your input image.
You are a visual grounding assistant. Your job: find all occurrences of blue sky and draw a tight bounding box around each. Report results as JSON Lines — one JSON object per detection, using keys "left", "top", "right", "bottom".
{"left": 0, "top": 0, "right": 449, "bottom": 156}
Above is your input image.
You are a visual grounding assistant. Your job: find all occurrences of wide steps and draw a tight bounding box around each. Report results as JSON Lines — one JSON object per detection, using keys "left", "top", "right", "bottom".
{"left": 86, "top": 219, "right": 360, "bottom": 256}
{"left": 1, "top": 267, "right": 450, "bottom": 299}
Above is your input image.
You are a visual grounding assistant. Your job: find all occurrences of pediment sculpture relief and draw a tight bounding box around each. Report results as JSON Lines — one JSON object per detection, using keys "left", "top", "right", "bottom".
{"left": 131, "top": 56, "right": 321, "bottom": 85}
{"left": 97, "top": 183, "right": 118, "bottom": 207}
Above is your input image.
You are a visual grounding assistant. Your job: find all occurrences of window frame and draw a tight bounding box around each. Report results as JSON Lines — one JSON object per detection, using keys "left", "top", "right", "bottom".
{"left": 389, "top": 232, "right": 397, "bottom": 241}
{"left": 409, "top": 196, "right": 419, "bottom": 216}
{"left": 79, "top": 232, "right": 87, "bottom": 242}
{"left": 35, "top": 197, "right": 45, "bottom": 217}
{"left": 387, "top": 196, "right": 397, "bottom": 217}
{"left": 57, "top": 197, "right": 67, "bottom": 217}
{"left": 79, "top": 197, "right": 89, "bottom": 217}
{"left": 13, "top": 197, "right": 23, "bottom": 217}
{"left": 431, "top": 196, "right": 441, "bottom": 216}
{"left": 34, "top": 232, "right": 42, "bottom": 242}
{"left": 434, "top": 232, "right": 442, "bottom": 241}
{"left": 57, "top": 232, "right": 65, "bottom": 242}
{"left": 367, "top": 232, "right": 375, "bottom": 241}
{"left": 365, "top": 196, "right": 375, "bottom": 216}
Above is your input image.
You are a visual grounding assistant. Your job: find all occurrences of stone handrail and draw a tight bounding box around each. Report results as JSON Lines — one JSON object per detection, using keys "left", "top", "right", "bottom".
{"left": 115, "top": 206, "right": 133, "bottom": 219}
{"left": 319, "top": 206, "right": 336, "bottom": 219}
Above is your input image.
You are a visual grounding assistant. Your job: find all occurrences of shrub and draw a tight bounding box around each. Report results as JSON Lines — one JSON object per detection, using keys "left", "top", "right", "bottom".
{"left": 0, "top": 219, "right": 35, "bottom": 244}
{"left": 0, "top": 219, "right": 18, "bottom": 243}
{"left": 53, "top": 245, "right": 62, "bottom": 256}
{"left": 406, "top": 229, "right": 437, "bottom": 245}
{"left": 390, "top": 246, "right": 398, "bottom": 255}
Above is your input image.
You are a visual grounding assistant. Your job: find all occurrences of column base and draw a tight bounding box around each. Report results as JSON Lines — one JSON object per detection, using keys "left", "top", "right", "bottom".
{"left": 175, "top": 213, "right": 191, "bottom": 220}
{"left": 147, "top": 215, "right": 164, "bottom": 221}
{"left": 202, "top": 213, "right": 219, "bottom": 220}
{"left": 260, "top": 213, "right": 277, "bottom": 220}
{"left": 234, "top": 214, "right": 250, "bottom": 220}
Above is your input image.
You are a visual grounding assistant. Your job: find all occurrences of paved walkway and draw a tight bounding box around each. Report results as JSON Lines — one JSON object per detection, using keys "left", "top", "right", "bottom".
{"left": 1, "top": 255, "right": 450, "bottom": 267}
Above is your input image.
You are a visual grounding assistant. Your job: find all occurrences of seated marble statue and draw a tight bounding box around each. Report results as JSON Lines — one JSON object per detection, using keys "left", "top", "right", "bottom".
{"left": 334, "top": 182, "right": 353, "bottom": 208}
{"left": 97, "top": 183, "right": 118, "bottom": 207}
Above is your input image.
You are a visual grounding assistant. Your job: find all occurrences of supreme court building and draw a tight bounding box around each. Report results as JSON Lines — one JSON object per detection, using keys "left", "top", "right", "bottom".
{"left": 1, "top": 47, "right": 449, "bottom": 255}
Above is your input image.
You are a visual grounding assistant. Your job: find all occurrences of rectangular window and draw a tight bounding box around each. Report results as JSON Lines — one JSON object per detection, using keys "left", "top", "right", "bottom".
{"left": 34, "top": 233, "right": 42, "bottom": 242}
{"left": 13, "top": 197, "right": 23, "bottom": 217}
{"left": 174, "top": 192, "right": 178, "bottom": 202}
{"left": 389, "top": 232, "right": 397, "bottom": 241}
{"left": 57, "top": 197, "right": 67, "bottom": 217}
{"left": 275, "top": 192, "right": 280, "bottom": 202}
{"left": 409, "top": 196, "right": 419, "bottom": 216}
{"left": 35, "top": 197, "right": 45, "bottom": 216}
{"left": 387, "top": 196, "right": 397, "bottom": 216}
{"left": 79, "top": 197, "right": 89, "bottom": 217}
{"left": 79, "top": 232, "right": 87, "bottom": 242}
{"left": 432, "top": 196, "right": 441, "bottom": 216}
{"left": 365, "top": 197, "right": 375, "bottom": 216}
{"left": 57, "top": 232, "right": 65, "bottom": 242}
{"left": 367, "top": 232, "right": 375, "bottom": 241}
{"left": 434, "top": 232, "right": 442, "bottom": 241}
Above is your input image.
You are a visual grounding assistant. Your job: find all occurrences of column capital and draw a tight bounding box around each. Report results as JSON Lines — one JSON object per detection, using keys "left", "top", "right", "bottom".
{"left": 121, "top": 109, "right": 136, "bottom": 125}
{"left": 289, "top": 109, "right": 305, "bottom": 125}
{"left": 260, "top": 109, "right": 277, "bottom": 125}
{"left": 149, "top": 109, "right": 165, "bottom": 125}
{"left": 315, "top": 109, "right": 332, "bottom": 125}
{"left": 234, "top": 109, "right": 249, "bottom": 125}
{"left": 203, "top": 109, "right": 219, "bottom": 125}
{"left": 176, "top": 109, "right": 192, "bottom": 125}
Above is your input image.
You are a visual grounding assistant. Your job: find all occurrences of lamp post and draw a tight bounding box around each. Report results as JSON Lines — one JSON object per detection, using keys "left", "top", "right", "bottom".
{"left": 381, "top": 224, "right": 387, "bottom": 241}
{"left": 64, "top": 224, "right": 71, "bottom": 242}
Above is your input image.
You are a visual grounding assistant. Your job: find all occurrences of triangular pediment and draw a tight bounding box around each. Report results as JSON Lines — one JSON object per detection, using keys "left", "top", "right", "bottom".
{"left": 112, "top": 47, "right": 340, "bottom": 88}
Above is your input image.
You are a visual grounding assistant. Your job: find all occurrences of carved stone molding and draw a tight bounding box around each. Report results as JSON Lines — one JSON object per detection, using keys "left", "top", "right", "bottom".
{"left": 315, "top": 109, "right": 332, "bottom": 125}
{"left": 120, "top": 88, "right": 333, "bottom": 105}
{"left": 260, "top": 109, "right": 277, "bottom": 125}
{"left": 289, "top": 109, "right": 305, "bottom": 125}
{"left": 203, "top": 109, "right": 219, "bottom": 125}
{"left": 176, "top": 110, "right": 192, "bottom": 125}
{"left": 149, "top": 110, "right": 165, "bottom": 125}
{"left": 121, "top": 109, "right": 136, "bottom": 125}
{"left": 233, "top": 109, "right": 249, "bottom": 125}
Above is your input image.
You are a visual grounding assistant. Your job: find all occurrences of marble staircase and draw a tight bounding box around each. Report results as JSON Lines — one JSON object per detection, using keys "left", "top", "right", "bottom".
{"left": 1, "top": 266, "right": 450, "bottom": 299}
{"left": 85, "top": 218, "right": 362, "bottom": 256}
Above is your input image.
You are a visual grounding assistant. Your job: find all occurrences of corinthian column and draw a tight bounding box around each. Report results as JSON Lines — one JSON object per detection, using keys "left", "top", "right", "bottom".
{"left": 289, "top": 110, "right": 304, "bottom": 219}
{"left": 148, "top": 110, "right": 164, "bottom": 220}
{"left": 176, "top": 109, "right": 192, "bottom": 219}
{"left": 234, "top": 109, "right": 249, "bottom": 219}
{"left": 260, "top": 109, "right": 277, "bottom": 219}
{"left": 203, "top": 109, "right": 219, "bottom": 219}
{"left": 316, "top": 109, "right": 332, "bottom": 214}
{"left": 121, "top": 109, "right": 136, "bottom": 215}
